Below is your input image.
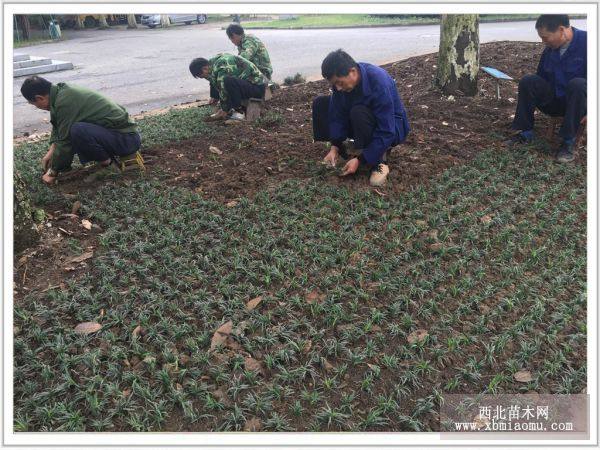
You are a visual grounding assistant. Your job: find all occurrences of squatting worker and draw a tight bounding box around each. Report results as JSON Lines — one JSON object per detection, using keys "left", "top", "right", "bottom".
{"left": 20, "top": 76, "right": 141, "bottom": 185}
{"left": 226, "top": 23, "right": 273, "bottom": 80}
{"left": 189, "top": 54, "right": 266, "bottom": 122}
{"left": 312, "top": 49, "right": 410, "bottom": 187}
{"left": 508, "top": 14, "right": 586, "bottom": 163}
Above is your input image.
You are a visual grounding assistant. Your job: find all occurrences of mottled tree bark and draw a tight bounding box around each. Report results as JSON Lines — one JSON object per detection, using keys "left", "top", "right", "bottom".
{"left": 75, "top": 15, "right": 84, "bottom": 29}
{"left": 436, "top": 14, "right": 480, "bottom": 96}
{"left": 14, "top": 171, "right": 39, "bottom": 254}
{"left": 16, "top": 15, "right": 31, "bottom": 40}
{"left": 98, "top": 14, "right": 109, "bottom": 29}
{"left": 127, "top": 14, "right": 137, "bottom": 29}
{"left": 160, "top": 15, "right": 170, "bottom": 28}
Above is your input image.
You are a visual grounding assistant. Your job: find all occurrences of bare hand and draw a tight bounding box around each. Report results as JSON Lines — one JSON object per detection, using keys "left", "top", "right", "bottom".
{"left": 42, "top": 170, "right": 56, "bottom": 185}
{"left": 208, "top": 97, "right": 219, "bottom": 105}
{"left": 341, "top": 157, "right": 360, "bottom": 176}
{"left": 41, "top": 154, "right": 51, "bottom": 171}
{"left": 41, "top": 144, "right": 55, "bottom": 171}
{"left": 323, "top": 146, "right": 339, "bottom": 167}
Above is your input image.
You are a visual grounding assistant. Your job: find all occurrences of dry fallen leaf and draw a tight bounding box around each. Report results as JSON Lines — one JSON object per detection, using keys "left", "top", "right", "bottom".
{"left": 416, "top": 220, "right": 427, "bottom": 227}
{"left": 442, "top": 121, "right": 449, "bottom": 126}
{"left": 209, "top": 145, "right": 223, "bottom": 155}
{"left": 81, "top": 219, "right": 92, "bottom": 230}
{"left": 246, "top": 296, "right": 263, "bottom": 311}
{"left": 306, "top": 290, "right": 325, "bottom": 304}
{"left": 72, "top": 201, "right": 82, "bottom": 215}
{"left": 74, "top": 321, "right": 102, "bottom": 335}
{"left": 244, "top": 357, "right": 262, "bottom": 373}
{"left": 303, "top": 340, "right": 312, "bottom": 354}
{"left": 132, "top": 325, "right": 143, "bottom": 337}
{"left": 244, "top": 417, "right": 262, "bottom": 432}
{"left": 210, "top": 320, "right": 233, "bottom": 350}
{"left": 480, "top": 215, "right": 493, "bottom": 225}
{"left": 407, "top": 329, "right": 429, "bottom": 344}
{"left": 429, "top": 242, "right": 443, "bottom": 252}
{"left": 514, "top": 370, "right": 533, "bottom": 383}
{"left": 226, "top": 200, "right": 238, "bottom": 208}
{"left": 68, "top": 251, "right": 94, "bottom": 264}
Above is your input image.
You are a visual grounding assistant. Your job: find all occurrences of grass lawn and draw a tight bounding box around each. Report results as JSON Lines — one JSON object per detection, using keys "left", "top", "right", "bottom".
{"left": 13, "top": 104, "right": 586, "bottom": 431}
{"left": 242, "top": 14, "right": 543, "bottom": 29}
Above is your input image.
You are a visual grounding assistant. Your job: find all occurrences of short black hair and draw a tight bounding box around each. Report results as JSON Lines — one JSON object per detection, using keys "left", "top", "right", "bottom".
{"left": 20, "top": 76, "right": 52, "bottom": 101}
{"left": 226, "top": 23, "right": 244, "bottom": 38}
{"left": 535, "top": 15, "right": 570, "bottom": 32}
{"left": 321, "top": 49, "right": 358, "bottom": 80}
{"left": 189, "top": 58, "right": 209, "bottom": 78}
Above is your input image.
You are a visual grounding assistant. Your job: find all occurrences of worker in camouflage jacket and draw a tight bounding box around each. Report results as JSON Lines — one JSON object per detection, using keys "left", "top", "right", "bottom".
{"left": 226, "top": 23, "right": 273, "bottom": 80}
{"left": 189, "top": 53, "right": 266, "bottom": 121}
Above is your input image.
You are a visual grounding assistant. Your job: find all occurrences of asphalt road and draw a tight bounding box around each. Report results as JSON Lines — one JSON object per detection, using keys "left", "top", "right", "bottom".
{"left": 12, "top": 19, "right": 587, "bottom": 136}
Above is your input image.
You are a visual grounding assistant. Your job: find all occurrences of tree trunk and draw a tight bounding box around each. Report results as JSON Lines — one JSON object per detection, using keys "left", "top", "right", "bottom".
{"left": 98, "top": 14, "right": 109, "bottom": 29}
{"left": 160, "top": 14, "right": 170, "bottom": 28}
{"left": 14, "top": 171, "right": 39, "bottom": 254}
{"left": 435, "top": 14, "right": 480, "bottom": 96}
{"left": 127, "top": 14, "right": 137, "bottom": 29}
{"left": 75, "top": 15, "right": 84, "bottom": 29}
{"left": 16, "top": 15, "right": 31, "bottom": 40}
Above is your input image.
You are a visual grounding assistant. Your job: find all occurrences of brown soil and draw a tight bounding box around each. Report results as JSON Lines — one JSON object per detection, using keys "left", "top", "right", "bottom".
{"left": 140, "top": 41, "right": 585, "bottom": 203}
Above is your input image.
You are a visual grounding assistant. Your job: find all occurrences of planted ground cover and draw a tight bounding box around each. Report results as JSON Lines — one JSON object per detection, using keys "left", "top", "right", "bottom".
{"left": 13, "top": 41, "right": 586, "bottom": 431}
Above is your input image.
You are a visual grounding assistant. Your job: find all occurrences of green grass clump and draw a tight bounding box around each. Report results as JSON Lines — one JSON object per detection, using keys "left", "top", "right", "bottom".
{"left": 255, "top": 111, "right": 284, "bottom": 127}
{"left": 14, "top": 145, "right": 586, "bottom": 431}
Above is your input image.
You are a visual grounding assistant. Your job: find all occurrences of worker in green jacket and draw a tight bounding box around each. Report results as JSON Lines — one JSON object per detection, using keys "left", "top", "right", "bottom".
{"left": 189, "top": 53, "right": 266, "bottom": 121}
{"left": 226, "top": 24, "right": 273, "bottom": 80}
{"left": 20, "top": 76, "right": 141, "bottom": 185}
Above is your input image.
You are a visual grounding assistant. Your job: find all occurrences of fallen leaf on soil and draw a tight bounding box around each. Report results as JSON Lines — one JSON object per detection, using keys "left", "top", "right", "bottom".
{"left": 303, "top": 340, "right": 312, "bottom": 354}
{"left": 514, "top": 370, "right": 533, "bottom": 383}
{"left": 226, "top": 200, "right": 238, "bottom": 208}
{"left": 480, "top": 215, "right": 493, "bottom": 225}
{"left": 71, "top": 201, "right": 82, "bottom": 215}
{"left": 442, "top": 121, "right": 449, "bottom": 126}
{"left": 58, "top": 227, "right": 73, "bottom": 236}
{"left": 323, "top": 358, "right": 334, "bottom": 371}
{"left": 132, "top": 325, "right": 143, "bottom": 337}
{"left": 244, "top": 417, "right": 262, "bottom": 432}
{"left": 81, "top": 219, "right": 92, "bottom": 230}
{"left": 209, "top": 145, "right": 223, "bottom": 155}
{"left": 429, "top": 242, "right": 443, "bottom": 251}
{"left": 407, "top": 329, "right": 429, "bottom": 344}
{"left": 306, "top": 289, "right": 325, "bottom": 304}
{"left": 416, "top": 220, "right": 427, "bottom": 227}
{"left": 74, "top": 321, "right": 102, "bottom": 335}
{"left": 246, "top": 296, "right": 263, "bottom": 311}
{"left": 210, "top": 320, "right": 233, "bottom": 350}
{"left": 68, "top": 251, "right": 94, "bottom": 264}
{"left": 244, "top": 357, "right": 262, "bottom": 372}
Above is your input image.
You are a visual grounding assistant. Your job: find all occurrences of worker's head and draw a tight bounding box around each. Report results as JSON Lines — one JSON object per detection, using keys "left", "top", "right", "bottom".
{"left": 189, "top": 58, "right": 210, "bottom": 79}
{"left": 535, "top": 15, "right": 571, "bottom": 49}
{"left": 321, "top": 49, "right": 360, "bottom": 93}
{"left": 226, "top": 24, "right": 245, "bottom": 46}
{"left": 20, "top": 76, "right": 52, "bottom": 111}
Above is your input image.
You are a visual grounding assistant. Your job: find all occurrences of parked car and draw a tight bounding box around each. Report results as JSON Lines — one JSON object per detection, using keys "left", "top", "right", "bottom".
{"left": 141, "top": 14, "right": 207, "bottom": 28}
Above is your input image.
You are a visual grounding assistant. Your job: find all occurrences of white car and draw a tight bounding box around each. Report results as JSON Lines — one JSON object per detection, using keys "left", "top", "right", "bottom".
{"left": 141, "top": 14, "right": 207, "bottom": 28}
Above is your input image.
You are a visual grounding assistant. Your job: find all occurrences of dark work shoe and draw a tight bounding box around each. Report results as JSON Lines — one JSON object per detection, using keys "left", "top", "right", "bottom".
{"left": 504, "top": 131, "right": 534, "bottom": 147}
{"left": 556, "top": 142, "right": 575, "bottom": 163}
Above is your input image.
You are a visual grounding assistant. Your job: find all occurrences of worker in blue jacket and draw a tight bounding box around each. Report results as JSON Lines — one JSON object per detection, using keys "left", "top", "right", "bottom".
{"left": 509, "top": 15, "right": 586, "bottom": 163}
{"left": 312, "top": 49, "right": 410, "bottom": 186}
